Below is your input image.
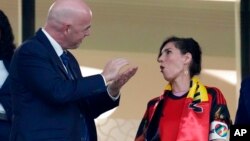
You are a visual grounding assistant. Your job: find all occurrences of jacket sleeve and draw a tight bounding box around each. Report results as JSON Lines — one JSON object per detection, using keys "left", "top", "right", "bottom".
{"left": 135, "top": 103, "right": 150, "bottom": 141}
{"left": 13, "top": 40, "right": 108, "bottom": 105}
{"left": 209, "top": 87, "right": 232, "bottom": 127}
{"left": 79, "top": 87, "right": 120, "bottom": 119}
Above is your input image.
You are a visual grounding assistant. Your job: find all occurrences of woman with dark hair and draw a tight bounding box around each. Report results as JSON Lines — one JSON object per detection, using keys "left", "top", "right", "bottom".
{"left": 0, "top": 9, "right": 16, "bottom": 140}
{"left": 135, "top": 36, "right": 231, "bottom": 141}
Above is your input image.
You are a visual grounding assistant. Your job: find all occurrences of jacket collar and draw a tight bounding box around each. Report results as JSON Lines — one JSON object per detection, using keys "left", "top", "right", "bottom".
{"left": 35, "top": 28, "right": 70, "bottom": 79}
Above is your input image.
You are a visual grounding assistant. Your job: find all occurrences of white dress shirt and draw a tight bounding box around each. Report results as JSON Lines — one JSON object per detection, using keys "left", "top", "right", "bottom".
{"left": 0, "top": 60, "right": 8, "bottom": 114}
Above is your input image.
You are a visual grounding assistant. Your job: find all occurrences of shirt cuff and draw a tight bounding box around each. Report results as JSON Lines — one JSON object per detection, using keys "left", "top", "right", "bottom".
{"left": 100, "top": 74, "right": 120, "bottom": 101}
{"left": 107, "top": 89, "right": 120, "bottom": 101}
{"left": 100, "top": 74, "right": 107, "bottom": 86}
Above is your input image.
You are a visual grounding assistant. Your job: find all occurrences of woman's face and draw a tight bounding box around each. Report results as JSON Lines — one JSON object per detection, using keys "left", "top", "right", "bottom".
{"left": 158, "top": 42, "right": 189, "bottom": 82}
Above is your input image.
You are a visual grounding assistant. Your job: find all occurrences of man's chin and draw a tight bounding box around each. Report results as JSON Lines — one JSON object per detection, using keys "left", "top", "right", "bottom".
{"left": 71, "top": 44, "right": 81, "bottom": 49}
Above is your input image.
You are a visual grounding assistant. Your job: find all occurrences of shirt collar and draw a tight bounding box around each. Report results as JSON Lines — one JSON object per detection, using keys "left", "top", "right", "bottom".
{"left": 41, "top": 28, "right": 64, "bottom": 57}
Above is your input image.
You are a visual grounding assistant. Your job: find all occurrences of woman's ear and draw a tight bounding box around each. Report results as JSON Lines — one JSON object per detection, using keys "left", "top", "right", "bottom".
{"left": 184, "top": 52, "right": 192, "bottom": 65}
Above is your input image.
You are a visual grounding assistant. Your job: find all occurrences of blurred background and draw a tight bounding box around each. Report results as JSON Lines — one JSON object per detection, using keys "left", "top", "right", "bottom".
{"left": 0, "top": 0, "right": 246, "bottom": 140}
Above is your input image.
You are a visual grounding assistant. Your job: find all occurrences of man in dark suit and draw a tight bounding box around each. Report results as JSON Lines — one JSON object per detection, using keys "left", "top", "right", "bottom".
{"left": 235, "top": 76, "right": 250, "bottom": 125}
{"left": 9, "top": 0, "right": 138, "bottom": 141}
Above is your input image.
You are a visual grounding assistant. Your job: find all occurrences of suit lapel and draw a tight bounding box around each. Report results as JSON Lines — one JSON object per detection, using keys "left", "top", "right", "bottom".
{"left": 35, "top": 29, "right": 70, "bottom": 79}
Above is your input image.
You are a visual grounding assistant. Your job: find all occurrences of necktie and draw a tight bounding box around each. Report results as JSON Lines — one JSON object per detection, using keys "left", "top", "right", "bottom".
{"left": 60, "top": 51, "right": 74, "bottom": 80}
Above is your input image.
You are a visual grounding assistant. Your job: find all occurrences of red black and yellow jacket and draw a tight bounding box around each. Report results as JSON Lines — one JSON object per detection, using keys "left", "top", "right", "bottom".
{"left": 135, "top": 78, "right": 231, "bottom": 141}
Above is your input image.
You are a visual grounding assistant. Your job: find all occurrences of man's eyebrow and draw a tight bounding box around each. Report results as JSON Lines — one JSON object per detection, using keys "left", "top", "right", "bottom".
{"left": 84, "top": 25, "right": 91, "bottom": 30}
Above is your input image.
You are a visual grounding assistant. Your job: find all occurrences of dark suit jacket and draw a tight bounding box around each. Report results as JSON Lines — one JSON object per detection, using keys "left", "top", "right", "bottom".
{"left": 235, "top": 76, "right": 250, "bottom": 125}
{"left": 0, "top": 59, "right": 12, "bottom": 121}
{"left": 10, "top": 29, "right": 119, "bottom": 141}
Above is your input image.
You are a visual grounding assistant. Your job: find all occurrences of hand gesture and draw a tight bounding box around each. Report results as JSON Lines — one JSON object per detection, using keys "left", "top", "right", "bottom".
{"left": 101, "top": 58, "right": 129, "bottom": 83}
{"left": 107, "top": 66, "right": 138, "bottom": 97}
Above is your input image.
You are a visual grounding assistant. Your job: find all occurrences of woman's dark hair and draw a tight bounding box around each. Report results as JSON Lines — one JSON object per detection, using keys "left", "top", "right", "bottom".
{"left": 0, "top": 9, "right": 16, "bottom": 60}
{"left": 157, "top": 36, "right": 202, "bottom": 77}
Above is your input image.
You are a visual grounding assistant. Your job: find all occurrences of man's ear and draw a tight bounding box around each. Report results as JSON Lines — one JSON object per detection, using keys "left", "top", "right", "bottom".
{"left": 62, "top": 24, "right": 70, "bottom": 34}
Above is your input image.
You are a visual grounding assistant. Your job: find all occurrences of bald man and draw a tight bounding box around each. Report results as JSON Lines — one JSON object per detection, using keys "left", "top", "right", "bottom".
{"left": 9, "top": 0, "right": 137, "bottom": 141}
